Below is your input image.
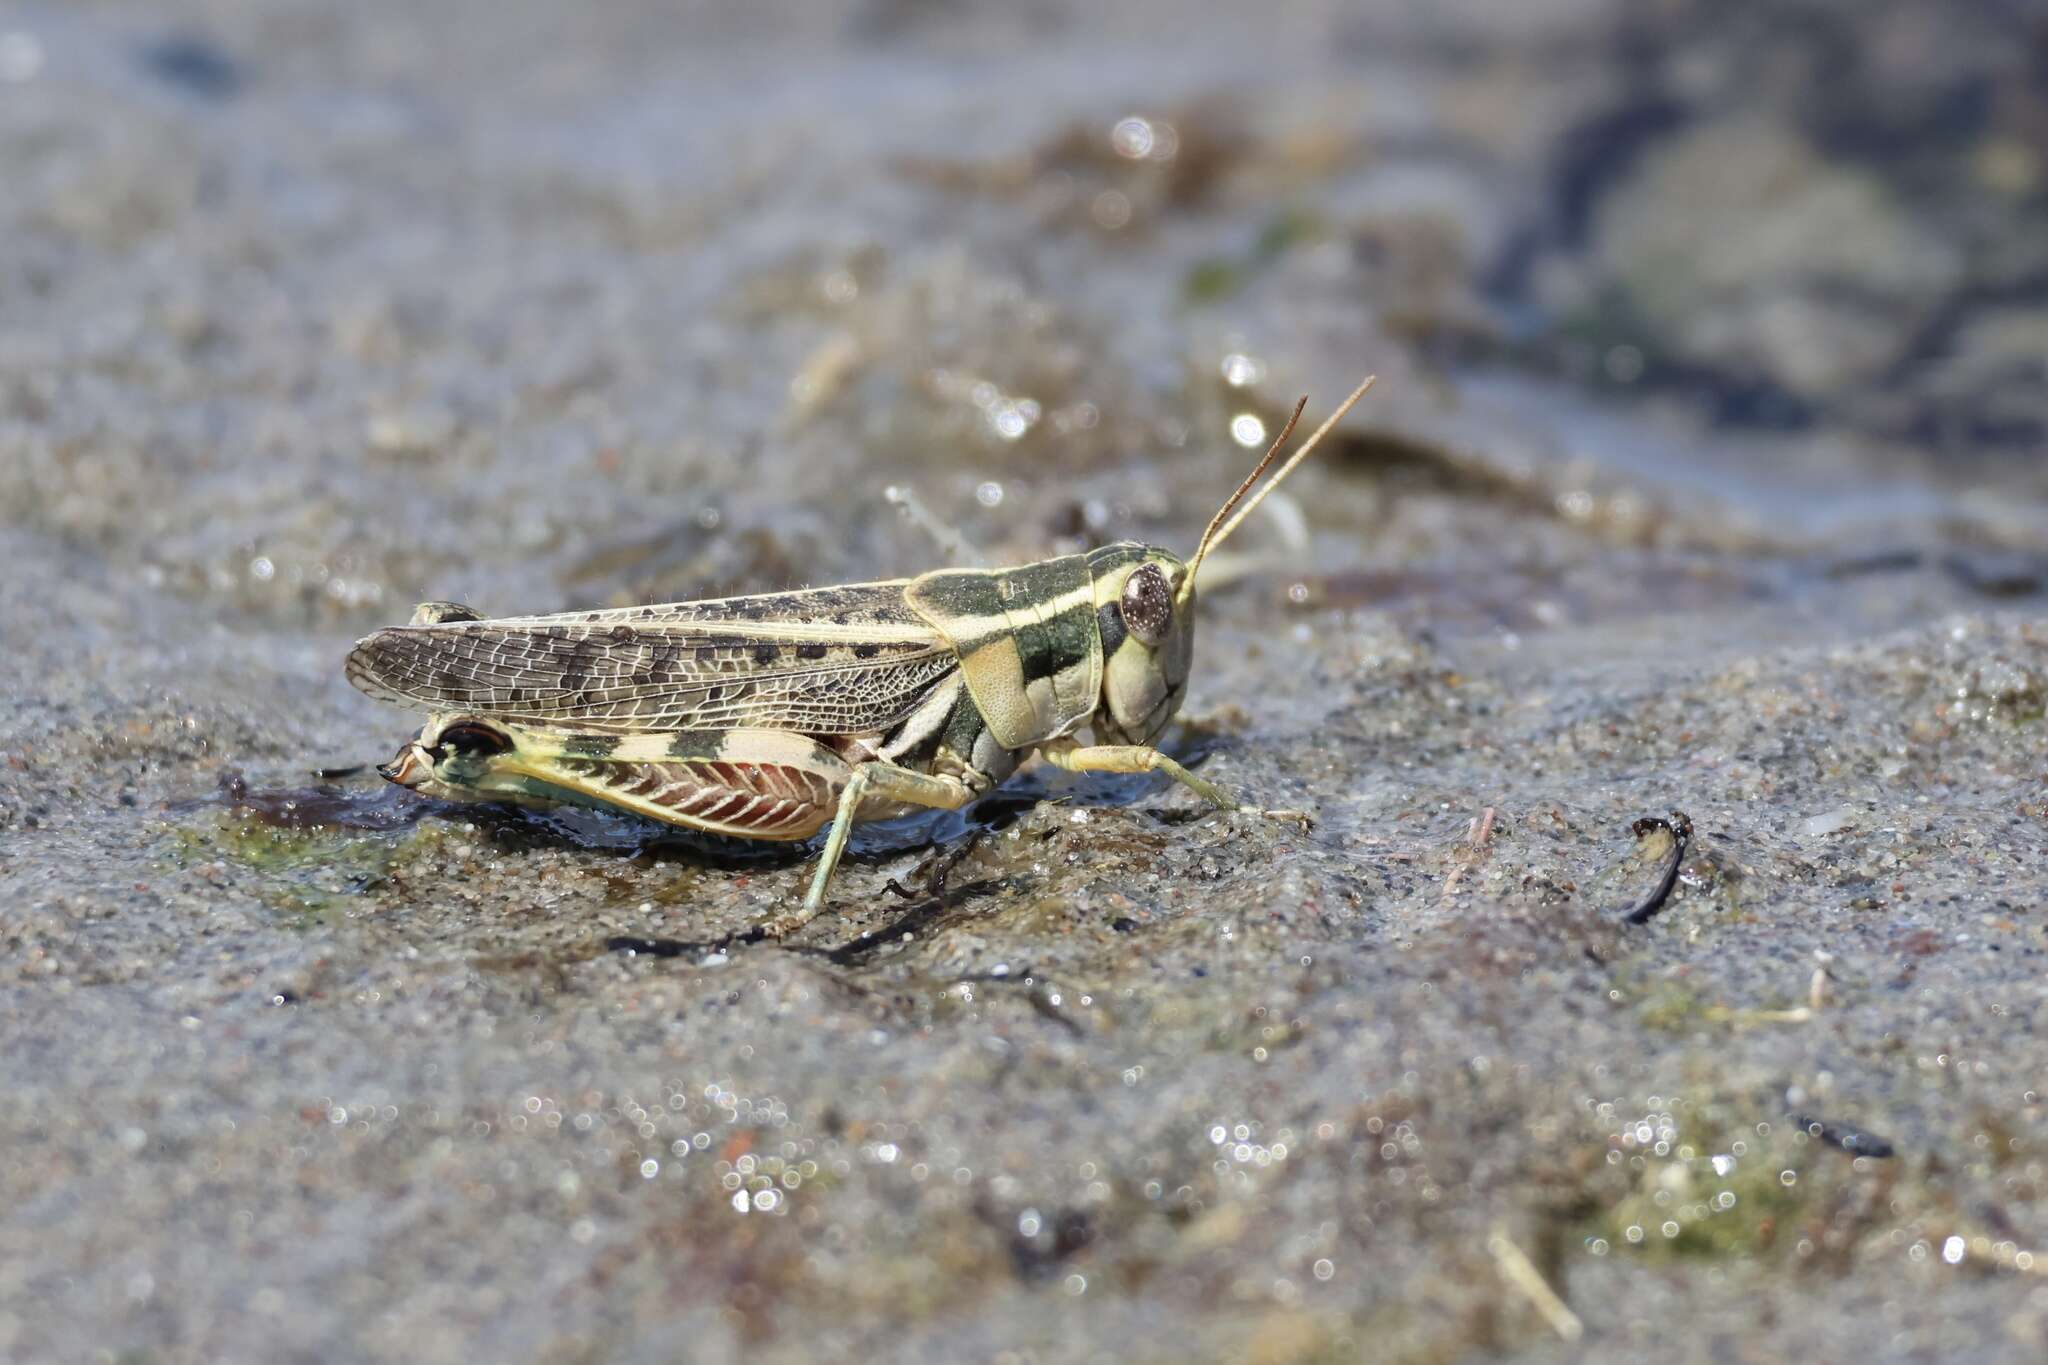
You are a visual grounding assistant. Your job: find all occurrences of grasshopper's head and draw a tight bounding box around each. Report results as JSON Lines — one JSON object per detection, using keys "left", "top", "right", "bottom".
{"left": 1086, "top": 544, "right": 1196, "bottom": 745}
{"left": 378, "top": 716, "right": 515, "bottom": 801}
{"left": 1088, "top": 374, "right": 1377, "bottom": 746}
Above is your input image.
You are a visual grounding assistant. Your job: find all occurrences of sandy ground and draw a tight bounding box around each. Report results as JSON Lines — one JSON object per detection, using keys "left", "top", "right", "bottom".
{"left": 3, "top": 2, "right": 2046, "bottom": 1361}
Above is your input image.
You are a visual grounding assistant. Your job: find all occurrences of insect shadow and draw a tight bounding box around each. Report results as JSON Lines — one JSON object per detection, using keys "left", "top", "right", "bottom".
{"left": 218, "top": 731, "right": 1228, "bottom": 962}
{"left": 202, "top": 769, "right": 437, "bottom": 832}
{"left": 610, "top": 863, "right": 1012, "bottom": 966}
{"left": 600, "top": 731, "right": 1232, "bottom": 961}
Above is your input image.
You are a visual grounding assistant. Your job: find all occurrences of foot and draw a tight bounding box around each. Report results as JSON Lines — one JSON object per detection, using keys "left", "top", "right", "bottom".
{"left": 758, "top": 898, "right": 828, "bottom": 942}
{"left": 1242, "top": 804, "right": 1314, "bottom": 831}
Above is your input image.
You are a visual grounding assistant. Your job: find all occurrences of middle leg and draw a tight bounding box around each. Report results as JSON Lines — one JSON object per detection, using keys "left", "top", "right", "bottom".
{"left": 1038, "top": 741, "right": 1311, "bottom": 825}
{"left": 764, "top": 760, "right": 978, "bottom": 938}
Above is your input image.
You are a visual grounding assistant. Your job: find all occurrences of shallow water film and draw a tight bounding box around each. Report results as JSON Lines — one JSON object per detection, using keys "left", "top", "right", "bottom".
{"left": 4, "top": 2, "right": 2047, "bottom": 1360}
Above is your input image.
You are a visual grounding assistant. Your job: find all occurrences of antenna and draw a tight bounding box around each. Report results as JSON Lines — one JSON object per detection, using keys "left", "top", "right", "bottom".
{"left": 1180, "top": 373, "right": 1376, "bottom": 601}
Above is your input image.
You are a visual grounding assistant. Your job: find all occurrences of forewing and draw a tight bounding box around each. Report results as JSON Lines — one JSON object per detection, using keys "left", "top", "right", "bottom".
{"left": 347, "top": 582, "right": 959, "bottom": 735}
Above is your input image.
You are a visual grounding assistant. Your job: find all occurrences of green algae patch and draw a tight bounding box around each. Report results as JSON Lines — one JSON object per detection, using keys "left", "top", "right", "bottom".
{"left": 1602, "top": 1139, "right": 1814, "bottom": 1260}
{"left": 1634, "top": 981, "right": 1706, "bottom": 1033}
{"left": 163, "top": 804, "right": 466, "bottom": 925}
{"left": 1588, "top": 1111, "right": 1898, "bottom": 1269}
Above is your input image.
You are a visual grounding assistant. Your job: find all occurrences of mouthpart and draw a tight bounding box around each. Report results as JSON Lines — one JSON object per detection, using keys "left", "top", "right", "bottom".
{"left": 377, "top": 741, "right": 435, "bottom": 787}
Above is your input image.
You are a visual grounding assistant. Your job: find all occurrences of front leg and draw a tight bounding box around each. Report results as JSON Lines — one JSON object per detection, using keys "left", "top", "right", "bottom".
{"left": 763, "top": 761, "right": 978, "bottom": 939}
{"left": 1038, "top": 740, "right": 1311, "bottom": 826}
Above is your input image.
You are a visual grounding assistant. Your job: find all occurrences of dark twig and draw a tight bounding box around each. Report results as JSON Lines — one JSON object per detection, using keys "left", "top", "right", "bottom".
{"left": 1025, "top": 986, "right": 1085, "bottom": 1036}
{"left": 940, "top": 963, "right": 1084, "bottom": 1036}
{"left": 1620, "top": 811, "right": 1693, "bottom": 925}
{"left": 824, "top": 876, "right": 1007, "bottom": 965}
{"left": 606, "top": 867, "right": 1011, "bottom": 965}
{"left": 606, "top": 927, "right": 768, "bottom": 958}
{"left": 885, "top": 831, "right": 984, "bottom": 900}
{"left": 1792, "top": 1116, "right": 1896, "bottom": 1159}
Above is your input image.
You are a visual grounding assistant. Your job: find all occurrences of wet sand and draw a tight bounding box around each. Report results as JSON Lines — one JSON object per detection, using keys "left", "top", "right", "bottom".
{"left": 3, "top": 2, "right": 2046, "bottom": 1360}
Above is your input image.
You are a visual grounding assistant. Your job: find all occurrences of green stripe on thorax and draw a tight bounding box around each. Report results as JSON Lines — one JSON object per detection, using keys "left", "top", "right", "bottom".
{"left": 905, "top": 552, "right": 1103, "bottom": 749}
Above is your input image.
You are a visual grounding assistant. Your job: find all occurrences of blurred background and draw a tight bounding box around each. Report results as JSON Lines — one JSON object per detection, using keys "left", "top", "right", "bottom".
{"left": 3, "top": 2, "right": 2046, "bottom": 1362}
{"left": 7, "top": 0, "right": 2045, "bottom": 622}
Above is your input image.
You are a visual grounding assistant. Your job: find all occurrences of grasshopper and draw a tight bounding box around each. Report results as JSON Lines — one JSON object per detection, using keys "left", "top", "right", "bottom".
{"left": 348, "top": 375, "right": 1374, "bottom": 934}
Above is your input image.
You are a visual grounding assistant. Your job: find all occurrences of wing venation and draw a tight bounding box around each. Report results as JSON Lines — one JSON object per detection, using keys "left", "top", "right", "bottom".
{"left": 347, "top": 582, "right": 958, "bottom": 734}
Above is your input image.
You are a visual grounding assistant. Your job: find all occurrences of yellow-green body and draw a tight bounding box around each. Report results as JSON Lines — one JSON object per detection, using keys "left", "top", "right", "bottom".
{"left": 353, "top": 545, "right": 1221, "bottom": 922}
{"left": 347, "top": 376, "right": 1373, "bottom": 929}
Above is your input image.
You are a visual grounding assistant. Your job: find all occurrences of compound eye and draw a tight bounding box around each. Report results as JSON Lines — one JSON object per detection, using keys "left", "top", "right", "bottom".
{"left": 437, "top": 720, "right": 512, "bottom": 758}
{"left": 1118, "top": 563, "right": 1173, "bottom": 646}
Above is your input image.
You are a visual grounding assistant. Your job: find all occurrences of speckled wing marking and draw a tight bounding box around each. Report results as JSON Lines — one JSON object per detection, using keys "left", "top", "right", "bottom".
{"left": 346, "top": 582, "right": 959, "bottom": 736}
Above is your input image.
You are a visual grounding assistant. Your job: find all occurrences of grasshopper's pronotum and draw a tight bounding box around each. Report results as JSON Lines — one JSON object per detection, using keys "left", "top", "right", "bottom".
{"left": 349, "top": 375, "right": 1375, "bottom": 933}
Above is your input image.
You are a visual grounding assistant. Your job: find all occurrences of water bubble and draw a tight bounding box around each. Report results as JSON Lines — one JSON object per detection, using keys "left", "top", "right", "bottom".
{"left": 1111, "top": 117, "right": 1155, "bottom": 159}
{"left": 990, "top": 403, "right": 1033, "bottom": 441}
{"left": 1090, "top": 190, "right": 1132, "bottom": 230}
{"left": 1220, "top": 352, "right": 1264, "bottom": 387}
{"left": 975, "top": 481, "right": 1004, "bottom": 507}
{"left": 1230, "top": 413, "right": 1267, "bottom": 448}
